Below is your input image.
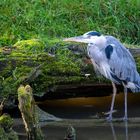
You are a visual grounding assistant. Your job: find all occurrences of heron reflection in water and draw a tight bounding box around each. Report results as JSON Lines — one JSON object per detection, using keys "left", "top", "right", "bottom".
{"left": 63, "top": 31, "right": 140, "bottom": 121}
{"left": 110, "top": 122, "right": 128, "bottom": 140}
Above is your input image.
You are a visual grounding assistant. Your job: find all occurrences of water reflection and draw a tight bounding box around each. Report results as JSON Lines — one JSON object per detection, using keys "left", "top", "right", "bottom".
{"left": 39, "top": 94, "right": 140, "bottom": 140}
{"left": 110, "top": 123, "right": 117, "bottom": 140}
{"left": 125, "top": 121, "right": 128, "bottom": 140}
{"left": 110, "top": 121, "right": 128, "bottom": 140}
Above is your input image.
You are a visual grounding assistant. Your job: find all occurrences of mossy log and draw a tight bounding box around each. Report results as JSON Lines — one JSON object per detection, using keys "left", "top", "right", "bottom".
{"left": 0, "top": 39, "right": 140, "bottom": 99}
{"left": 17, "top": 85, "right": 44, "bottom": 140}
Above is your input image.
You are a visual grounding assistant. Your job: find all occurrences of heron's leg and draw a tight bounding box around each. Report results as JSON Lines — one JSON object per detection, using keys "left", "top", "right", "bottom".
{"left": 123, "top": 87, "right": 128, "bottom": 121}
{"left": 107, "top": 82, "right": 117, "bottom": 121}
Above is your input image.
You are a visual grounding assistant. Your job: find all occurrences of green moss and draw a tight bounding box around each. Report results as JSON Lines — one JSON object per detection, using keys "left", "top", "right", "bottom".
{"left": 0, "top": 38, "right": 85, "bottom": 96}
{"left": 1, "top": 38, "right": 140, "bottom": 97}
{"left": 0, "top": 61, "right": 34, "bottom": 96}
{"left": 0, "top": 127, "right": 7, "bottom": 140}
{"left": 0, "top": 114, "right": 18, "bottom": 140}
{"left": 17, "top": 85, "right": 26, "bottom": 96}
{"left": 0, "top": 36, "right": 14, "bottom": 47}
{"left": 0, "top": 114, "right": 13, "bottom": 130}
{"left": 18, "top": 85, "right": 32, "bottom": 109}
{"left": 14, "top": 39, "right": 45, "bottom": 52}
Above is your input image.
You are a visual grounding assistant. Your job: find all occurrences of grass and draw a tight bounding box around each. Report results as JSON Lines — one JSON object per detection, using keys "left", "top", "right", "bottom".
{"left": 0, "top": 0, "right": 140, "bottom": 98}
{"left": 0, "top": 0, "right": 140, "bottom": 47}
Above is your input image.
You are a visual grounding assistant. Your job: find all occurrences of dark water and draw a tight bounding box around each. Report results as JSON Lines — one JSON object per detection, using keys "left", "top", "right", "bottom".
{"left": 14, "top": 92, "right": 140, "bottom": 140}
{"left": 39, "top": 92, "right": 140, "bottom": 119}
{"left": 14, "top": 120, "right": 140, "bottom": 140}
{"left": 42, "top": 122, "right": 140, "bottom": 140}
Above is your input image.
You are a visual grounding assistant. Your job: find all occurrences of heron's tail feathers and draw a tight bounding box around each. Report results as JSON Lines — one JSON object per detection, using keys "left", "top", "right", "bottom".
{"left": 131, "top": 85, "right": 140, "bottom": 93}
{"left": 128, "top": 72, "right": 140, "bottom": 93}
{"left": 130, "top": 81, "right": 140, "bottom": 93}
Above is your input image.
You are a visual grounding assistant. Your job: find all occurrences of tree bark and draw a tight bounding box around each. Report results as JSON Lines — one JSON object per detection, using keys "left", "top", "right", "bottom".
{"left": 129, "top": 48, "right": 140, "bottom": 57}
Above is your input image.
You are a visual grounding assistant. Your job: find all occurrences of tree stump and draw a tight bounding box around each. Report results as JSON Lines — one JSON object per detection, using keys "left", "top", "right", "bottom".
{"left": 64, "top": 125, "right": 76, "bottom": 140}
{"left": 17, "top": 85, "right": 44, "bottom": 140}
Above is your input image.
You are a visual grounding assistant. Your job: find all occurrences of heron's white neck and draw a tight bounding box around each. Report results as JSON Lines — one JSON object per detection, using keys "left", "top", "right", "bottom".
{"left": 93, "top": 35, "right": 106, "bottom": 49}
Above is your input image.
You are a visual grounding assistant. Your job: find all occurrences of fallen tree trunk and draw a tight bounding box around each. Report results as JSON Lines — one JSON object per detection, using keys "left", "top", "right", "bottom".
{"left": 0, "top": 40, "right": 140, "bottom": 99}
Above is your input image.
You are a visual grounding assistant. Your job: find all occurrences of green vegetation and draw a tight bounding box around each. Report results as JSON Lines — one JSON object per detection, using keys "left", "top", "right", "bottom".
{"left": 0, "top": 114, "right": 14, "bottom": 130}
{"left": 0, "top": 114, "right": 18, "bottom": 140}
{"left": 0, "top": 0, "right": 140, "bottom": 46}
{"left": 0, "top": 39, "right": 94, "bottom": 96}
{"left": 0, "top": 0, "right": 140, "bottom": 97}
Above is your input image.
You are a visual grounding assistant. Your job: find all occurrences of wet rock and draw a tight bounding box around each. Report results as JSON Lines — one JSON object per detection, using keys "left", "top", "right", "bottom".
{"left": 37, "top": 106, "right": 62, "bottom": 122}
{"left": 64, "top": 125, "right": 76, "bottom": 140}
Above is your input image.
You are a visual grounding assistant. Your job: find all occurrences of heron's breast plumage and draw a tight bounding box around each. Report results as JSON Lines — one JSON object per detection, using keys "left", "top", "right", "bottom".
{"left": 87, "top": 45, "right": 113, "bottom": 79}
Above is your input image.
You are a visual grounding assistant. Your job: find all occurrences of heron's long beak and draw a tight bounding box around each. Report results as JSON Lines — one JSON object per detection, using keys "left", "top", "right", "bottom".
{"left": 63, "top": 35, "right": 89, "bottom": 43}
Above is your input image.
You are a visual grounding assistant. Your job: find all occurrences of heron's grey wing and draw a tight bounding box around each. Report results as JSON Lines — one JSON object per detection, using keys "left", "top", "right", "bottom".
{"left": 105, "top": 36, "right": 138, "bottom": 83}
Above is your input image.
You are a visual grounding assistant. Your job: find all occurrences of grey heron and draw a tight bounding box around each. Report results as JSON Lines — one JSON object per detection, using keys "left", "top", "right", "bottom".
{"left": 63, "top": 31, "right": 140, "bottom": 121}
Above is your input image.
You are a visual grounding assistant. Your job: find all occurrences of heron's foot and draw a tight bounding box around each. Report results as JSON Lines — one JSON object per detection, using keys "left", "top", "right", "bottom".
{"left": 104, "top": 110, "right": 117, "bottom": 115}
{"left": 105, "top": 110, "right": 117, "bottom": 122}
{"left": 122, "top": 116, "right": 128, "bottom": 121}
{"left": 106, "top": 115, "right": 113, "bottom": 122}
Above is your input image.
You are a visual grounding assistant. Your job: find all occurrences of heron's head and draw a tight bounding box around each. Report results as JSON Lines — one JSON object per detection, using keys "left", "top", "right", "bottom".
{"left": 63, "top": 31, "right": 106, "bottom": 48}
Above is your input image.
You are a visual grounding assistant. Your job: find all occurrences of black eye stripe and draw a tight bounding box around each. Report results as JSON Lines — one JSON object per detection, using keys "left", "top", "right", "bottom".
{"left": 87, "top": 31, "right": 101, "bottom": 36}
